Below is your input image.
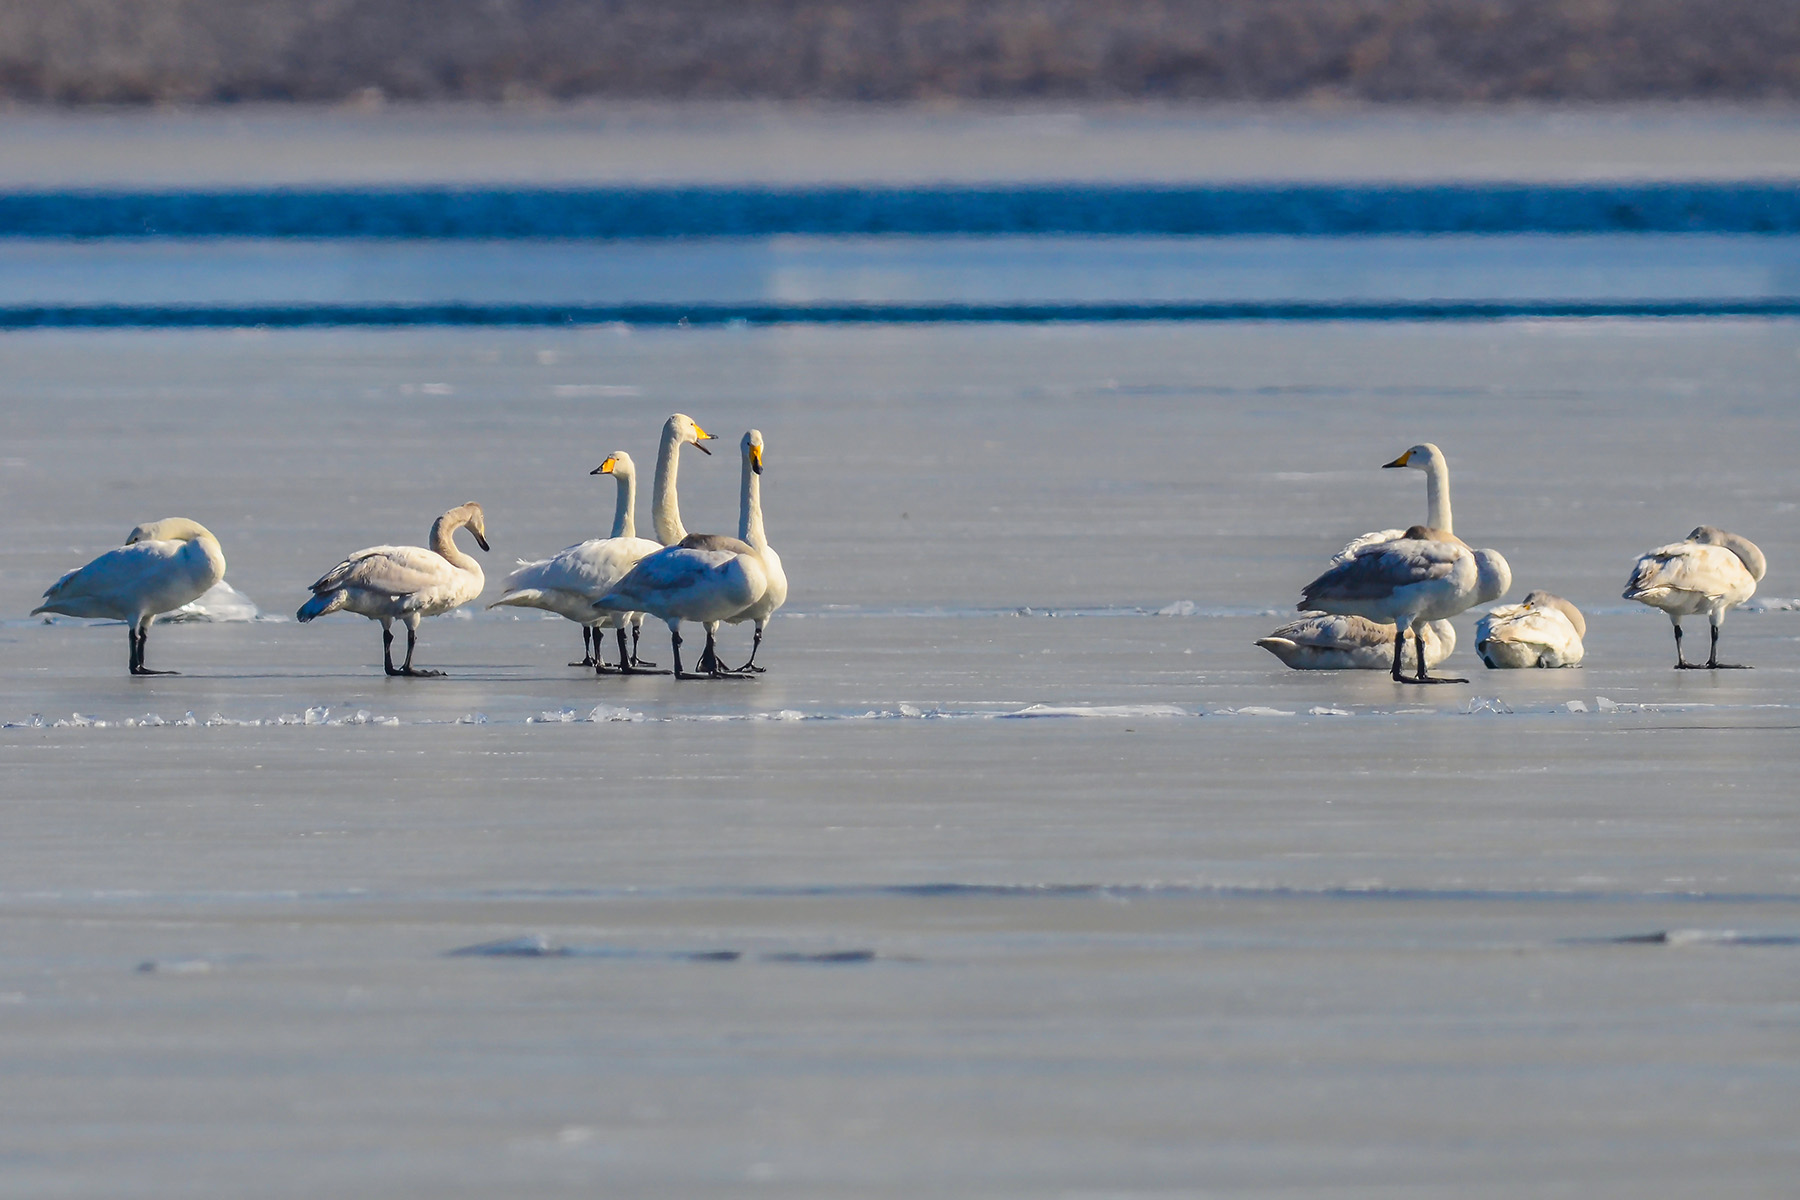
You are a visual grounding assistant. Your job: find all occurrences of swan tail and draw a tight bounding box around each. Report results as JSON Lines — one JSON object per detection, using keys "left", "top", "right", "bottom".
{"left": 297, "top": 590, "right": 347, "bottom": 622}
{"left": 487, "top": 589, "right": 547, "bottom": 610}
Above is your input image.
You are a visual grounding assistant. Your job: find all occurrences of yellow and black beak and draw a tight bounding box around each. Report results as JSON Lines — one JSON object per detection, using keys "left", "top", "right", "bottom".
{"left": 474, "top": 531, "right": 491, "bottom": 552}
{"left": 750, "top": 443, "right": 763, "bottom": 475}
{"left": 1382, "top": 450, "right": 1413, "bottom": 469}
{"left": 590, "top": 455, "right": 619, "bottom": 476}
{"left": 693, "top": 424, "right": 716, "bottom": 455}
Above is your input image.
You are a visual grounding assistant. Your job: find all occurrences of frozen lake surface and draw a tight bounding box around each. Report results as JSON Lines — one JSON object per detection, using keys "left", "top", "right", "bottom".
{"left": 1, "top": 320, "right": 1797, "bottom": 1195}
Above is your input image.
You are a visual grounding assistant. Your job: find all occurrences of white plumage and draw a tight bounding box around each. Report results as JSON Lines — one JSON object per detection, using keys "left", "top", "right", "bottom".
{"left": 1475, "top": 590, "right": 1586, "bottom": 668}
{"left": 1623, "top": 525, "right": 1766, "bottom": 669}
{"left": 487, "top": 449, "right": 663, "bottom": 671}
{"left": 1331, "top": 442, "right": 1454, "bottom": 565}
{"left": 716, "top": 429, "right": 786, "bottom": 671}
{"left": 33, "top": 517, "right": 228, "bottom": 675}
{"left": 1258, "top": 614, "right": 1455, "bottom": 672}
{"left": 297, "top": 501, "right": 489, "bottom": 677}
{"left": 1298, "top": 526, "right": 1510, "bottom": 683}
{"left": 592, "top": 430, "right": 778, "bottom": 679}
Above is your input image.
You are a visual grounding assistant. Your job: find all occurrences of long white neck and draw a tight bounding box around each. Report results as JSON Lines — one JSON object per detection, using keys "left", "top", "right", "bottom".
{"left": 609, "top": 467, "right": 635, "bottom": 541}
{"left": 1423, "top": 458, "right": 1452, "bottom": 534}
{"left": 651, "top": 425, "right": 687, "bottom": 545}
{"left": 739, "top": 459, "right": 767, "bottom": 551}
{"left": 431, "top": 514, "right": 481, "bottom": 574}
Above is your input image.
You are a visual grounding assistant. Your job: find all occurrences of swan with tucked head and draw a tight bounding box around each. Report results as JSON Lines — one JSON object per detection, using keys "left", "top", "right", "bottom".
{"left": 590, "top": 431, "right": 775, "bottom": 680}
{"left": 1332, "top": 442, "right": 1454, "bottom": 564}
{"left": 1299, "top": 525, "right": 1510, "bottom": 684}
{"left": 1624, "top": 526, "right": 1766, "bottom": 669}
{"left": 1258, "top": 615, "right": 1455, "bottom": 672}
{"left": 33, "top": 517, "right": 227, "bottom": 675}
{"left": 1476, "top": 590, "right": 1586, "bottom": 669}
{"left": 297, "top": 502, "right": 489, "bottom": 677}
{"left": 488, "top": 449, "right": 667, "bottom": 672}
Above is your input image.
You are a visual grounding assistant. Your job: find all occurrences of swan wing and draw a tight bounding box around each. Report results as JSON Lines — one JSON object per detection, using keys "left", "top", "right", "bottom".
{"left": 1302, "top": 540, "right": 1461, "bottom": 606}
{"left": 1331, "top": 528, "right": 1408, "bottom": 566}
{"left": 310, "top": 544, "right": 455, "bottom": 598}
{"left": 501, "top": 536, "right": 660, "bottom": 599}
{"left": 1625, "top": 543, "right": 1746, "bottom": 602}
{"left": 34, "top": 540, "right": 198, "bottom": 619}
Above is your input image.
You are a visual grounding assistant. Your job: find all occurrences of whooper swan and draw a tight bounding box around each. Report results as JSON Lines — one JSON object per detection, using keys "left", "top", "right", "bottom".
{"left": 1475, "top": 590, "right": 1586, "bottom": 669}
{"left": 33, "top": 518, "right": 227, "bottom": 675}
{"left": 1623, "top": 526, "right": 1765, "bottom": 669}
{"left": 591, "top": 432, "right": 773, "bottom": 680}
{"left": 1298, "top": 526, "right": 1510, "bottom": 684}
{"left": 1258, "top": 614, "right": 1455, "bottom": 672}
{"left": 487, "top": 449, "right": 664, "bottom": 672}
{"left": 297, "top": 501, "right": 489, "bottom": 677}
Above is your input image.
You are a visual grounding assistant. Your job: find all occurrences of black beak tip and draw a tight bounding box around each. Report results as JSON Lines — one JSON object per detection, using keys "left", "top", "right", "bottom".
{"left": 694, "top": 442, "right": 712, "bottom": 456}
{"left": 752, "top": 462, "right": 763, "bottom": 475}
{"left": 475, "top": 534, "right": 491, "bottom": 552}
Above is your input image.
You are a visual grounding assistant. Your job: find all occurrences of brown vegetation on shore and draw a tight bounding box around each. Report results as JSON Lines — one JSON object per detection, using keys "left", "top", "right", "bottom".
{"left": 3, "top": 0, "right": 1799, "bottom": 106}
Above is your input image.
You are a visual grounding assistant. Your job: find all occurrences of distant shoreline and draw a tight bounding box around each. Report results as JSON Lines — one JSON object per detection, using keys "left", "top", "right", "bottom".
{"left": 5, "top": 1, "right": 1800, "bottom": 106}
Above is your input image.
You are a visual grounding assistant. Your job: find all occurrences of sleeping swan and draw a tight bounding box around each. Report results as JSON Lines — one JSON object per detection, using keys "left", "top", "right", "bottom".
{"left": 1258, "top": 614, "right": 1455, "bottom": 672}
{"left": 1475, "top": 590, "right": 1586, "bottom": 668}
{"left": 297, "top": 501, "right": 489, "bottom": 677}
{"left": 32, "top": 517, "right": 227, "bottom": 675}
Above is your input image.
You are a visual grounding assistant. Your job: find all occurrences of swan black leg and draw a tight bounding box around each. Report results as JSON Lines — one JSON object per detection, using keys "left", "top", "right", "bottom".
{"left": 570, "top": 626, "right": 598, "bottom": 668}
{"left": 737, "top": 623, "right": 767, "bottom": 673}
{"left": 1672, "top": 621, "right": 1699, "bottom": 669}
{"left": 399, "top": 624, "right": 444, "bottom": 678}
{"left": 671, "top": 630, "right": 688, "bottom": 680}
{"left": 129, "top": 624, "right": 177, "bottom": 676}
{"left": 630, "top": 622, "right": 656, "bottom": 669}
{"left": 614, "top": 626, "right": 670, "bottom": 675}
{"left": 1389, "top": 627, "right": 1407, "bottom": 682}
{"left": 1707, "top": 622, "right": 1751, "bottom": 669}
{"left": 1398, "top": 623, "right": 1465, "bottom": 685}
{"left": 382, "top": 624, "right": 401, "bottom": 676}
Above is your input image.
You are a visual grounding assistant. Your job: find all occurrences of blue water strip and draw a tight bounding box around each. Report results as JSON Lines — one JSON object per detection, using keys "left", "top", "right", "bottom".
{"left": 6, "top": 299, "right": 1800, "bottom": 328}
{"left": 4, "top": 183, "right": 1800, "bottom": 239}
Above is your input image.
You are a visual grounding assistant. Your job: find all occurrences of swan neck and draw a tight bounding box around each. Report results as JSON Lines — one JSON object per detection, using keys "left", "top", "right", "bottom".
{"left": 739, "top": 457, "right": 767, "bottom": 550}
{"left": 431, "top": 514, "right": 480, "bottom": 573}
{"left": 610, "top": 468, "right": 634, "bottom": 541}
{"left": 652, "top": 425, "right": 687, "bottom": 545}
{"left": 1424, "top": 459, "right": 1452, "bottom": 533}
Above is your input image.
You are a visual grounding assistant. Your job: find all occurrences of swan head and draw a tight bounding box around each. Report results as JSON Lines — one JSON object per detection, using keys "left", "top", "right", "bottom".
{"left": 668, "top": 413, "right": 715, "bottom": 456}
{"left": 1472, "top": 549, "right": 1512, "bottom": 605}
{"left": 744, "top": 429, "right": 764, "bottom": 475}
{"left": 1522, "top": 589, "right": 1586, "bottom": 637}
{"left": 126, "top": 518, "right": 215, "bottom": 545}
{"left": 590, "top": 450, "right": 636, "bottom": 479}
{"left": 1383, "top": 442, "right": 1446, "bottom": 473}
{"left": 1688, "top": 525, "right": 1766, "bottom": 581}
{"left": 452, "top": 501, "right": 490, "bottom": 552}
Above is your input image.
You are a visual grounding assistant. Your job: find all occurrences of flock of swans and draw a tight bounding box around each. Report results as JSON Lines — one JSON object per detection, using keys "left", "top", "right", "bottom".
{"left": 34, "top": 414, "right": 787, "bottom": 679}
{"left": 28, "top": 423, "right": 1768, "bottom": 684}
{"left": 1257, "top": 442, "right": 1769, "bottom": 681}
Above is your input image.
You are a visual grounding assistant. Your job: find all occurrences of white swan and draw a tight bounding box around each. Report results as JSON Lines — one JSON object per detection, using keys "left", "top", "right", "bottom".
{"left": 296, "top": 501, "right": 489, "bottom": 677}
{"left": 32, "top": 517, "right": 227, "bottom": 675}
{"left": 592, "top": 432, "right": 773, "bottom": 680}
{"left": 1258, "top": 614, "right": 1455, "bottom": 672}
{"left": 486, "top": 449, "right": 665, "bottom": 672}
{"left": 710, "top": 429, "right": 786, "bottom": 672}
{"left": 1476, "top": 590, "right": 1586, "bottom": 669}
{"left": 1331, "top": 442, "right": 1454, "bottom": 564}
{"left": 1623, "top": 526, "right": 1766, "bottom": 669}
{"left": 1298, "top": 525, "right": 1510, "bottom": 683}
